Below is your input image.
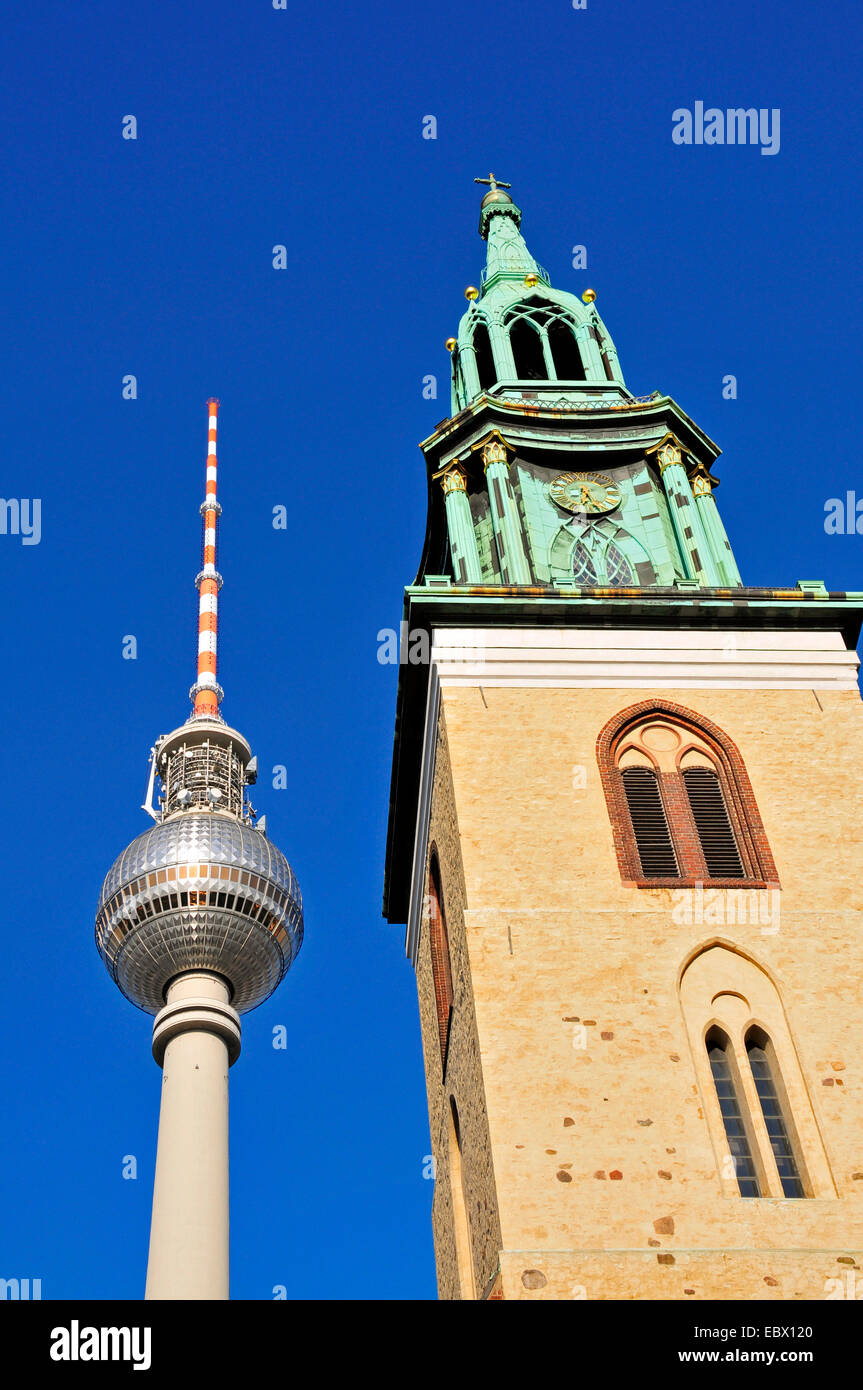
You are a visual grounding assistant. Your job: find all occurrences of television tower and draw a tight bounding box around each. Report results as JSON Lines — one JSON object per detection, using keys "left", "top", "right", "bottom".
{"left": 94, "top": 400, "right": 303, "bottom": 1300}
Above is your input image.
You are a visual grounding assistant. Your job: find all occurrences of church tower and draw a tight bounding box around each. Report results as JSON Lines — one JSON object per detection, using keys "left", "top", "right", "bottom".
{"left": 383, "top": 177, "right": 863, "bottom": 1300}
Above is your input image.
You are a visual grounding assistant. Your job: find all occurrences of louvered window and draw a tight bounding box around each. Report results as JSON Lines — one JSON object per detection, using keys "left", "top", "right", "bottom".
{"left": 746, "top": 1035, "right": 806, "bottom": 1198}
{"left": 707, "top": 1030, "right": 761, "bottom": 1197}
{"left": 682, "top": 767, "right": 744, "bottom": 877}
{"left": 621, "top": 767, "right": 678, "bottom": 878}
{"left": 602, "top": 705, "right": 778, "bottom": 887}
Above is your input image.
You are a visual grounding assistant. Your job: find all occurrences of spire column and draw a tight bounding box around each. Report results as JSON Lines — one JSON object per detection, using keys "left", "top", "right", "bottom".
{"left": 441, "top": 469, "right": 482, "bottom": 584}
{"left": 591, "top": 311, "right": 625, "bottom": 385}
{"left": 488, "top": 316, "right": 517, "bottom": 379}
{"left": 692, "top": 471, "right": 743, "bottom": 586}
{"left": 578, "top": 323, "right": 606, "bottom": 379}
{"left": 652, "top": 439, "right": 722, "bottom": 585}
{"left": 456, "top": 338, "right": 480, "bottom": 401}
{"left": 481, "top": 438, "right": 532, "bottom": 584}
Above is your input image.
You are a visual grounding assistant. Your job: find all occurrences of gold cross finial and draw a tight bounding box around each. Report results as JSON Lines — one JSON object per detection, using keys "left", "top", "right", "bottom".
{"left": 474, "top": 172, "right": 512, "bottom": 192}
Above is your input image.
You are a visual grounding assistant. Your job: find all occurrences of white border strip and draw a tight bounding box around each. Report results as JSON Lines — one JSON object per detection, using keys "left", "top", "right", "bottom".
{"left": 405, "top": 663, "right": 441, "bottom": 967}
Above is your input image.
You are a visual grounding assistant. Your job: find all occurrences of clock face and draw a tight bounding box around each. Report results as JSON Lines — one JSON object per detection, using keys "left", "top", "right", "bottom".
{"left": 549, "top": 471, "right": 621, "bottom": 516}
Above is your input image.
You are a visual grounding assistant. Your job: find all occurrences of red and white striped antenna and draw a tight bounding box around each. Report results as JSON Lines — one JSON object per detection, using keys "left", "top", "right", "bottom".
{"left": 190, "top": 398, "right": 224, "bottom": 719}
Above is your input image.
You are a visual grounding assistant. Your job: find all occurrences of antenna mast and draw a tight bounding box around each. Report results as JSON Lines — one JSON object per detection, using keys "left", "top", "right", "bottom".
{"left": 191, "top": 398, "right": 223, "bottom": 719}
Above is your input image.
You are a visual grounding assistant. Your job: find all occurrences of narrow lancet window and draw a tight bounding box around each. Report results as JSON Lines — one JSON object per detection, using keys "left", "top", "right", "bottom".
{"left": 706, "top": 1029, "right": 761, "bottom": 1197}
{"left": 746, "top": 1030, "right": 806, "bottom": 1198}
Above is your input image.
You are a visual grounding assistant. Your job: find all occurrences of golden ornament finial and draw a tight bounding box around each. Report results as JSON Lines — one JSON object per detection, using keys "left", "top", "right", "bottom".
{"left": 524, "top": 272, "right": 539, "bottom": 288}
{"left": 445, "top": 337, "right": 457, "bottom": 353}
{"left": 582, "top": 288, "right": 597, "bottom": 304}
{"left": 464, "top": 286, "right": 479, "bottom": 301}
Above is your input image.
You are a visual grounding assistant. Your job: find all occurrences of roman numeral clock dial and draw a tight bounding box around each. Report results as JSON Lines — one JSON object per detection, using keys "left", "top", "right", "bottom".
{"left": 549, "top": 471, "right": 621, "bottom": 515}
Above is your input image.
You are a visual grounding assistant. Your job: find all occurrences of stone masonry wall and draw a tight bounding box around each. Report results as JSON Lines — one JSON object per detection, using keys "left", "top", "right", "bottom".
{"left": 427, "top": 683, "right": 863, "bottom": 1300}
{"left": 414, "top": 706, "right": 503, "bottom": 1299}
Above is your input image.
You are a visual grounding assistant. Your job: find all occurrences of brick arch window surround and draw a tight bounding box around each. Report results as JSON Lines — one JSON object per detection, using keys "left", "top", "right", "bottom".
{"left": 428, "top": 852, "right": 454, "bottom": 1071}
{"left": 597, "top": 700, "right": 779, "bottom": 888}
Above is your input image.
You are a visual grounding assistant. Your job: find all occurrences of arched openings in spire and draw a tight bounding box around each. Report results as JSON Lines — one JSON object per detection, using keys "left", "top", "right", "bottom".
{"left": 503, "top": 299, "right": 586, "bottom": 383}
{"left": 509, "top": 317, "right": 547, "bottom": 380}
{"left": 548, "top": 316, "right": 586, "bottom": 380}
{"left": 597, "top": 701, "right": 780, "bottom": 887}
{"left": 472, "top": 319, "right": 496, "bottom": 391}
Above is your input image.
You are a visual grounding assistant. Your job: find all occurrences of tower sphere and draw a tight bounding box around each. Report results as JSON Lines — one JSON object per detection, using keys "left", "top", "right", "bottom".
{"left": 95, "top": 805, "right": 303, "bottom": 1015}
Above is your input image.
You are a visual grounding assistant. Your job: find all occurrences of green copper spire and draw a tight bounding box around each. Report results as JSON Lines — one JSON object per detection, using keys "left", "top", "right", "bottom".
{"left": 426, "top": 178, "right": 747, "bottom": 600}
{"left": 451, "top": 176, "right": 627, "bottom": 413}
{"left": 474, "top": 173, "right": 543, "bottom": 290}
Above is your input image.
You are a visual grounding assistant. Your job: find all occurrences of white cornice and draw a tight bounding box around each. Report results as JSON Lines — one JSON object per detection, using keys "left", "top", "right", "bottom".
{"left": 429, "top": 627, "right": 860, "bottom": 691}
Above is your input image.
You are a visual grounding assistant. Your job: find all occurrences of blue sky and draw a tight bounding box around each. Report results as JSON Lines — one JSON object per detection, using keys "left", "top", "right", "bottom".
{"left": 0, "top": 0, "right": 860, "bottom": 1300}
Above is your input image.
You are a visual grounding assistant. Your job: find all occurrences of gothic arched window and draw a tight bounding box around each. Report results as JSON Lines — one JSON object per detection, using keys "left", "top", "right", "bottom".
{"left": 597, "top": 701, "right": 779, "bottom": 887}
{"left": 570, "top": 534, "right": 635, "bottom": 587}
{"left": 503, "top": 300, "right": 588, "bottom": 384}
{"left": 680, "top": 948, "right": 826, "bottom": 1198}
{"left": 428, "top": 855, "right": 454, "bottom": 1070}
